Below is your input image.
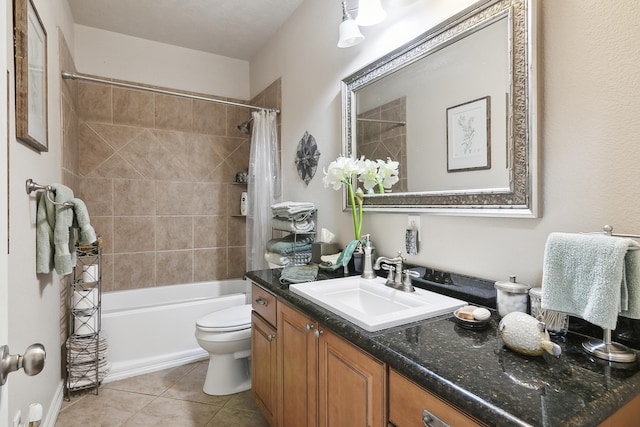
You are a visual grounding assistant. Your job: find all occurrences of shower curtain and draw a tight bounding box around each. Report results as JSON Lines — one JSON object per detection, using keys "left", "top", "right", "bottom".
{"left": 246, "top": 110, "right": 281, "bottom": 271}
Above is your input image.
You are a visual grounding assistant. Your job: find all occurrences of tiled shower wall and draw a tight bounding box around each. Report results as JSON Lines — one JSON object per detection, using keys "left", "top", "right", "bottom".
{"left": 357, "top": 97, "right": 408, "bottom": 192}
{"left": 62, "top": 66, "right": 280, "bottom": 292}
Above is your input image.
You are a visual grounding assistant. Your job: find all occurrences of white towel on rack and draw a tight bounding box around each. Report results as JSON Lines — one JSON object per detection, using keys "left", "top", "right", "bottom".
{"left": 541, "top": 232, "right": 640, "bottom": 330}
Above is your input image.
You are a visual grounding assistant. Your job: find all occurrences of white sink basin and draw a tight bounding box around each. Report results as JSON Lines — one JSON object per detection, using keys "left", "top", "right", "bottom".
{"left": 289, "top": 276, "right": 467, "bottom": 332}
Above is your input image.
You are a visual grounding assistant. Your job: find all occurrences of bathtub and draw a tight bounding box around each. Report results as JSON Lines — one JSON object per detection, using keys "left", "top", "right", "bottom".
{"left": 101, "top": 279, "right": 250, "bottom": 382}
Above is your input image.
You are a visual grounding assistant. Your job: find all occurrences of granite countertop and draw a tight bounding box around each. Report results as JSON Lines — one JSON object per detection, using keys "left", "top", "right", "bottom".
{"left": 246, "top": 268, "right": 640, "bottom": 427}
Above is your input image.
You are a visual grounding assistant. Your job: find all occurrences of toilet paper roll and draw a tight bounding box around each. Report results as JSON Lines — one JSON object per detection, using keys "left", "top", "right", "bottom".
{"left": 74, "top": 314, "right": 98, "bottom": 336}
{"left": 82, "top": 264, "right": 98, "bottom": 282}
{"left": 73, "top": 289, "right": 98, "bottom": 310}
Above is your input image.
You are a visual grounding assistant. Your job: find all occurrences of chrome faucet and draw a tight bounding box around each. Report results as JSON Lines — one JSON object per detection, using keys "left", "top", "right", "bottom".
{"left": 373, "top": 252, "right": 415, "bottom": 292}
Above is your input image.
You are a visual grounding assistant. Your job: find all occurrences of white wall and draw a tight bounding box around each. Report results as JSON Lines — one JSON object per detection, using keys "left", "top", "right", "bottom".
{"left": 73, "top": 25, "right": 250, "bottom": 100}
{"left": 6, "top": 0, "right": 76, "bottom": 425}
{"left": 251, "top": 0, "right": 640, "bottom": 287}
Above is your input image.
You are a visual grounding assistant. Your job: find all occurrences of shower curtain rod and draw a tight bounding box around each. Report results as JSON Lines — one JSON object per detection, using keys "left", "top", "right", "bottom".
{"left": 61, "top": 71, "right": 280, "bottom": 114}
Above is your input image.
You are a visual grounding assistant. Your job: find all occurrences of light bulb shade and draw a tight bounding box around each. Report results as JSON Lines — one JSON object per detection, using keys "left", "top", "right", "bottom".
{"left": 338, "top": 18, "right": 365, "bottom": 48}
{"left": 355, "top": 0, "right": 387, "bottom": 26}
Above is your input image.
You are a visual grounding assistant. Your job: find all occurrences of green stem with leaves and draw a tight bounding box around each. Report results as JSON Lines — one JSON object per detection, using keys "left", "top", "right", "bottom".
{"left": 347, "top": 181, "right": 362, "bottom": 240}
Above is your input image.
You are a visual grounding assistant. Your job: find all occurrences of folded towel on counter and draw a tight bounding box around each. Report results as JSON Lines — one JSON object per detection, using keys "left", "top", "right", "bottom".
{"left": 271, "top": 216, "right": 315, "bottom": 233}
{"left": 279, "top": 264, "right": 319, "bottom": 284}
{"left": 541, "top": 232, "right": 640, "bottom": 330}
{"left": 271, "top": 201, "right": 315, "bottom": 219}
{"left": 266, "top": 234, "right": 315, "bottom": 256}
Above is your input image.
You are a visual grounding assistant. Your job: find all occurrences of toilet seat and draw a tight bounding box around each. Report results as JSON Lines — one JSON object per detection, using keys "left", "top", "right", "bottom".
{"left": 196, "top": 304, "right": 252, "bottom": 332}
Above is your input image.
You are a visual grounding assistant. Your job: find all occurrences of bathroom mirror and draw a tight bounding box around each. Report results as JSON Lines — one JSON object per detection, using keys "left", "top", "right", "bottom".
{"left": 342, "top": 0, "right": 539, "bottom": 217}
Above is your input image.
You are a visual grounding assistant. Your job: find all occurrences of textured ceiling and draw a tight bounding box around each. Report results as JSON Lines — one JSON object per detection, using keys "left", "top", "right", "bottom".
{"left": 67, "top": 0, "right": 306, "bottom": 60}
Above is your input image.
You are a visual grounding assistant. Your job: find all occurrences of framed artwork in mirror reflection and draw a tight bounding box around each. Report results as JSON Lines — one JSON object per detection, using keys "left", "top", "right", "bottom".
{"left": 446, "top": 96, "right": 490, "bottom": 172}
{"left": 14, "top": 0, "right": 48, "bottom": 152}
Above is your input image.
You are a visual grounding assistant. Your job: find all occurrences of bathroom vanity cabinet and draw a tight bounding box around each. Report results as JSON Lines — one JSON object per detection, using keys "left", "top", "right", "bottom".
{"left": 251, "top": 282, "right": 386, "bottom": 427}
{"left": 251, "top": 284, "right": 278, "bottom": 426}
{"left": 277, "top": 301, "right": 386, "bottom": 427}
{"left": 248, "top": 271, "right": 640, "bottom": 427}
{"left": 388, "top": 369, "right": 484, "bottom": 427}
{"left": 251, "top": 312, "right": 277, "bottom": 426}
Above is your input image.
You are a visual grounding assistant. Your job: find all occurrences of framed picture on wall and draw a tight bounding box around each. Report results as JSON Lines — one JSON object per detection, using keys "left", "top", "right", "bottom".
{"left": 446, "top": 96, "right": 490, "bottom": 172}
{"left": 14, "top": 0, "right": 48, "bottom": 152}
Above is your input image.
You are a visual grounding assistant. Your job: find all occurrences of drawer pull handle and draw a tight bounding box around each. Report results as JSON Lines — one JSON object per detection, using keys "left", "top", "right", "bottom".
{"left": 267, "top": 334, "right": 276, "bottom": 342}
{"left": 314, "top": 329, "right": 324, "bottom": 338}
{"left": 255, "top": 297, "right": 268, "bottom": 306}
{"left": 422, "top": 409, "right": 449, "bottom": 427}
{"left": 305, "top": 324, "right": 315, "bottom": 333}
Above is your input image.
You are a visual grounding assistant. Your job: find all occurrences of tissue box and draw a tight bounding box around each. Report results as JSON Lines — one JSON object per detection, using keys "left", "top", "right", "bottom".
{"left": 311, "top": 242, "right": 340, "bottom": 263}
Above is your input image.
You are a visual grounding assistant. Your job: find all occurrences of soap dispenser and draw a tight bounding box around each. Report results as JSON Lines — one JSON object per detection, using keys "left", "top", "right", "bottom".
{"left": 361, "top": 235, "right": 377, "bottom": 280}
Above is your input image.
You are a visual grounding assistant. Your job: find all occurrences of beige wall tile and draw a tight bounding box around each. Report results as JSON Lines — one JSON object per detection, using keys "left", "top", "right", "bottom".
{"left": 193, "top": 216, "right": 227, "bottom": 248}
{"left": 113, "top": 252, "right": 156, "bottom": 290}
{"left": 156, "top": 250, "right": 193, "bottom": 286}
{"left": 89, "top": 123, "right": 144, "bottom": 151}
{"left": 69, "top": 79, "right": 280, "bottom": 292}
{"left": 79, "top": 123, "right": 115, "bottom": 176}
{"left": 193, "top": 248, "right": 227, "bottom": 281}
{"left": 227, "top": 246, "right": 247, "bottom": 279}
{"left": 227, "top": 217, "right": 246, "bottom": 247}
{"left": 192, "top": 183, "right": 226, "bottom": 215}
{"left": 156, "top": 216, "right": 193, "bottom": 250}
{"left": 155, "top": 94, "right": 193, "bottom": 132}
{"left": 114, "top": 179, "right": 156, "bottom": 216}
{"left": 78, "top": 82, "right": 112, "bottom": 123}
{"left": 113, "top": 217, "right": 156, "bottom": 253}
{"left": 79, "top": 178, "right": 114, "bottom": 217}
{"left": 90, "top": 216, "right": 114, "bottom": 254}
{"left": 193, "top": 100, "right": 226, "bottom": 135}
{"left": 113, "top": 88, "right": 154, "bottom": 127}
{"left": 100, "top": 254, "right": 115, "bottom": 292}
{"left": 156, "top": 181, "right": 196, "bottom": 215}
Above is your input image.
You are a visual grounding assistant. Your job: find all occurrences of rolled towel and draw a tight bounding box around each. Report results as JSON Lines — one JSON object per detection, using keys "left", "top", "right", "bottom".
{"left": 541, "top": 232, "right": 640, "bottom": 330}
{"left": 264, "top": 251, "right": 291, "bottom": 267}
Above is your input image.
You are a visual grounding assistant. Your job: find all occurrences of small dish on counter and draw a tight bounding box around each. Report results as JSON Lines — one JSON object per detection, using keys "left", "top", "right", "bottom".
{"left": 454, "top": 306, "right": 491, "bottom": 330}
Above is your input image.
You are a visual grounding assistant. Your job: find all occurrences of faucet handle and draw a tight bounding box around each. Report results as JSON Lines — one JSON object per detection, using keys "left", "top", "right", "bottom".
{"left": 402, "top": 270, "right": 418, "bottom": 292}
{"left": 405, "top": 269, "right": 420, "bottom": 279}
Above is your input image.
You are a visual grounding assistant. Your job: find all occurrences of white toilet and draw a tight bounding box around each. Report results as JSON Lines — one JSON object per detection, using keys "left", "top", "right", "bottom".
{"left": 195, "top": 303, "right": 253, "bottom": 395}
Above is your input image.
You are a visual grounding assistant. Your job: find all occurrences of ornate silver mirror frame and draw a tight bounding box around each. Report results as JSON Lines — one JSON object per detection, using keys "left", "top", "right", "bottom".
{"left": 341, "top": 0, "right": 539, "bottom": 217}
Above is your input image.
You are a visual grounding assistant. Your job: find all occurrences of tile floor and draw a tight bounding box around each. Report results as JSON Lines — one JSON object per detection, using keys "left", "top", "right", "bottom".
{"left": 55, "top": 361, "right": 269, "bottom": 427}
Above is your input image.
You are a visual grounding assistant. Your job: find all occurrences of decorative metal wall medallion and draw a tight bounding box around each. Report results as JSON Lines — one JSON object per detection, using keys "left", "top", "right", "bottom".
{"left": 295, "top": 131, "right": 321, "bottom": 186}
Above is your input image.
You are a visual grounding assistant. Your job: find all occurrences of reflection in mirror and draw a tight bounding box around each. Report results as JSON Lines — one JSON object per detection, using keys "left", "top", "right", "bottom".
{"left": 342, "top": 0, "right": 539, "bottom": 217}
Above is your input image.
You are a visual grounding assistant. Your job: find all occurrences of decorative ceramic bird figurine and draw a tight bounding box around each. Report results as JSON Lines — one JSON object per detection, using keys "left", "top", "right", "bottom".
{"left": 498, "top": 312, "right": 561, "bottom": 357}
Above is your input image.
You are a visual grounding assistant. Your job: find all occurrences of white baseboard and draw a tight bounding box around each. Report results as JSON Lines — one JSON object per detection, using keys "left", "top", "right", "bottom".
{"left": 102, "top": 349, "right": 208, "bottom": 383}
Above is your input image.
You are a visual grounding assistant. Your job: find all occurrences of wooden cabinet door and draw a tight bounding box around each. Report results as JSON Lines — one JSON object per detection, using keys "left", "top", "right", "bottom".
{"left": 389, "top": 369, "right": 484, "bottom": 427}
{"left": 251, "top": 312, "right": 278, "bottom": 427}
{"left": 318, "top": 329, "right": 387, "bottom": 427}
{"left": 277, "top": 302, "right": 318, "bottom": 427}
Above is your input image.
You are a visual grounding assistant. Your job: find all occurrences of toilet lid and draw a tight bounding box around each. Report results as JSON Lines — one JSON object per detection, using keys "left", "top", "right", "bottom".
{"left": 196, "top": 304, "right": 252, "bottom": 332}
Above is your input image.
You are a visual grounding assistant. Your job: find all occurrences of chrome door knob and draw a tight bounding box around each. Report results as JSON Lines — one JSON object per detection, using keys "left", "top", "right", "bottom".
{"left": 0, "top": 343, "right": 46, "bottom": 386}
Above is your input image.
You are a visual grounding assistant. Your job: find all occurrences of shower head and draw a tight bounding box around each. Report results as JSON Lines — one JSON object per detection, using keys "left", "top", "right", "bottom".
{"left": 237, "top": 117, "right": 253, "bottom": 134}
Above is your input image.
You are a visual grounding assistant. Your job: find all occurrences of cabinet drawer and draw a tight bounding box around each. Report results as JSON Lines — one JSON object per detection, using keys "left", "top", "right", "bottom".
{"left": 389, "top": 369, "right": 484, "bottom": 427}
{"left": 251, "top": 283, "right": 276, "bottom": 326}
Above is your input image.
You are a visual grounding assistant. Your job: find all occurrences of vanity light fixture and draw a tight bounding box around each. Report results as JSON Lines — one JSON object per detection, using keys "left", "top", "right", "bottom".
{"left": 338, "top": 1, "right": 365, "bottom": 48}
{"left": 355, "top": 0, "right": 387, "bottom": 26}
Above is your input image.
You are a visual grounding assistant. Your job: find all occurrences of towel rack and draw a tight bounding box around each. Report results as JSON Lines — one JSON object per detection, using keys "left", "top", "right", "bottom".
{"left": 25, "top": 178, "right": 73, "bottom": 207}
{"left": 581, "top": 225, "right": 638, "bottom": 363}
